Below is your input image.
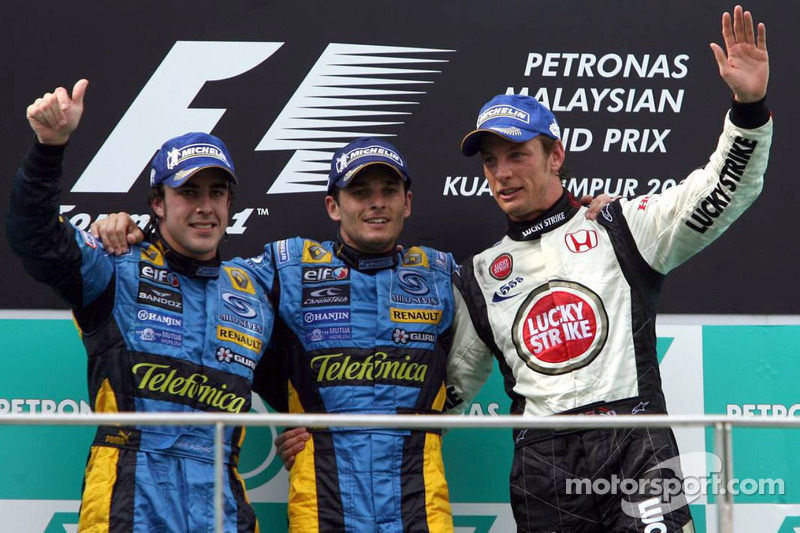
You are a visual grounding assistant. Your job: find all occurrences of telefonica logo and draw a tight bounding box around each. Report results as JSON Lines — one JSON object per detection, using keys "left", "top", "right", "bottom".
{"left": 310, "top": 352, "right": 428, "bottom": 384}
{"left": 132, "top": 362, "right": 247, "bottom": 413}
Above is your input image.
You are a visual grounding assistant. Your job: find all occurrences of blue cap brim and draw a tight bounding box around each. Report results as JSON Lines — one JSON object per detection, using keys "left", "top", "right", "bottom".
{"left": 162, "top": 165, "right": 238, "bottom": 188}
{"left": 328, "top": 161, "right": 409, "bottom": 194}
{"left": 460, "top": 128, "right": 540, "bottom": 156}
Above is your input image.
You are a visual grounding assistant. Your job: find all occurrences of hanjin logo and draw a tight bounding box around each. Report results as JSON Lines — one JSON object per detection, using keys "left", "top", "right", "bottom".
{"left": 490, "top": 253, "right": 513, "bottom": 280}
{"left": 565, "top": 230, "right": 598, "bottom": 253}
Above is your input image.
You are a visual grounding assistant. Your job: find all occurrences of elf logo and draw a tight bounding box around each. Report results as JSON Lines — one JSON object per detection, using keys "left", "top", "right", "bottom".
{"left": 69, "top": 42, "right": 452, "bottom": 195}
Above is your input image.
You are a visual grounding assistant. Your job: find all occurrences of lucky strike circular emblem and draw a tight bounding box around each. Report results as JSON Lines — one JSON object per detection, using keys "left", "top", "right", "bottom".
{"left": 512, "top": 281, "right": 608, "bottom": 375}
{"left": 489, "top": 253, "right": 513, "bottom": 280}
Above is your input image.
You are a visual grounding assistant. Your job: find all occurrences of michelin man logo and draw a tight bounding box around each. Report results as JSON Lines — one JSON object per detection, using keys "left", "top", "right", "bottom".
{"left": 166, "top": 144, "right": 228, "bottom": 170}
{"left": 335, "top": 146, "right": 404, "bottom": 174}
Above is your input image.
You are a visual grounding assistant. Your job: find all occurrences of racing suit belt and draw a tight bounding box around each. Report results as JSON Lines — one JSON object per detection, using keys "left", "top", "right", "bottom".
{"left": 93, "top": 425, "right": 238, "bottom": 463}
{"left": 513, "top": 396, "right": 661, "bottom": 448}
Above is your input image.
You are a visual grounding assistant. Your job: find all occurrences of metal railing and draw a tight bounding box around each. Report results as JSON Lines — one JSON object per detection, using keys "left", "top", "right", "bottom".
{"left": 3, "top": 412, "right": 798, "bottom": 533}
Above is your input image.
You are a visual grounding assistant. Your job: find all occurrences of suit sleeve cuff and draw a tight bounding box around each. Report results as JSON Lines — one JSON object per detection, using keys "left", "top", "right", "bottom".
{"left": 730, "top": 97, "right": 770, "bottom": 129}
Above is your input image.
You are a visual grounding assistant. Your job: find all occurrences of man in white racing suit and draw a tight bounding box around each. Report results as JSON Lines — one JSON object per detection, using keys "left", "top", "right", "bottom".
{"left": 446, "top": 5, "right": 771, "bottom": 532}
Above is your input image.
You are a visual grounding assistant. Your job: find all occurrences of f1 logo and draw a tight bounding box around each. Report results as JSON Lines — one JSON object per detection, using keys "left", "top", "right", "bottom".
{"left": 565, "top": 229, "right": 598, "bottom": 253}
{"left": 70, "top": 41, "right": 451, "bottom": 195}
{"left": 71, "top": 41, "right": 284, "bottom": 193}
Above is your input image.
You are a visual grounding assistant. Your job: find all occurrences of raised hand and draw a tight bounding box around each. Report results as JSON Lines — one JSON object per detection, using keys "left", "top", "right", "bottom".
{"left": 710, "top": 5, "right": 768, "bottom": 103}
{"left": 26, "top": 79, "right": 89, "bottom": 145}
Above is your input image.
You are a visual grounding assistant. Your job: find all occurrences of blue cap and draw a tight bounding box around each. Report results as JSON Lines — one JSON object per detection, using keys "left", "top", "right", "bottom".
{"left": 461, "top": 94, "right": 561, "bottom": 156}
{"left": 327, "top": 137, "right": 410, "bottom": 195}
{"left": 150, "top": 132, "right": 237, "bottom": 188}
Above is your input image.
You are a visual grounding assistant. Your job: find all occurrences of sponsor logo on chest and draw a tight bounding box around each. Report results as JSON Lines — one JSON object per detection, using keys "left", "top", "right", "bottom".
{"left": 390, "top": 308, "right": 442, "bottom": 324}
{"left": 139, "top": 263, "right": 180, "bottom": 288}
{"left": 511, "top": 281, "right": 608, "bottom": 375}
{"left": 302, "top": 266, "right": 349, "bottom": 284}
{"left": 564, "top": 229, "right": 598, "bottom": 253}
{"left": 137, "top": 282, "right": 183, "bottom": 312}
{"left": 302, "top": 285, "right": 351, "bottom": 307}
{"left": 489, "top": 253, "right": 513, "bottom": 280}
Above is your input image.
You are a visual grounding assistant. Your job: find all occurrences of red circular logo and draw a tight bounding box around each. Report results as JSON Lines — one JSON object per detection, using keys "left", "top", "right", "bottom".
{"left": 512, "top": 282, "right": 607, "bottom": 375}
{"left": 489, "top": 253, "right": 513, "bottom": 280}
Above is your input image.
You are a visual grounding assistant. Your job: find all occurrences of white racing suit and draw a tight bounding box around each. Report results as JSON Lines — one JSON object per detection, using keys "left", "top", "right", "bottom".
{"left": 447, "top": 100, "right": 772, "bottom": 532}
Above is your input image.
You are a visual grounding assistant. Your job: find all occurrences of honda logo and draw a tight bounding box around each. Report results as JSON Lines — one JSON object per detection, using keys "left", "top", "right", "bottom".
{"left": 564, "top": 230, "right": 598, "bottom": 253}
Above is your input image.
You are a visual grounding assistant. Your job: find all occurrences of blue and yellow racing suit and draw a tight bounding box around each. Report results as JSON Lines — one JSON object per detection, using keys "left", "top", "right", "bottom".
{"left": 252, "top": 237, "right": 458, "bottom": 533}
{"left": 7, "top": 141, "right": 274, "bottom": 532}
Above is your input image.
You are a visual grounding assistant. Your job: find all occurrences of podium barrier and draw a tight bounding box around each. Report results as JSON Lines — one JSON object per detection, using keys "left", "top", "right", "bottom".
{"left": 3, "top": 412, "right": 798, "bottom": 533}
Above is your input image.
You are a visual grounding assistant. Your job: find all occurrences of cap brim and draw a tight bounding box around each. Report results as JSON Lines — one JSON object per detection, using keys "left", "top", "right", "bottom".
{"left": 460, "top": 128, "right": 539, "bottom": 156}
{"left": 337, "top": 161, "right": 408, "bottom": 188}
{"left": 163, "top": 165, "right": 238, "bottom": 188}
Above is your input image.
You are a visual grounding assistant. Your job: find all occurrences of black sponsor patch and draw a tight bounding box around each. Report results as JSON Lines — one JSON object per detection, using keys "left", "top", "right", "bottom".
{"left": 302, "top": 266, "right": 350, "bottom": 284}
{"left": 137, "top": 282, "right": 183, "bottom": 313}
{"left": 130, "top": 352, "right": 250, "bottom": 413}
{"left": 302, "top": 285, "right": 351, "bottom": 307}
{"left": 139, "top": 263, "right": 180, "bottom": 288}
{"left": 392, "top": 328, "right": 436, "bottom": 345}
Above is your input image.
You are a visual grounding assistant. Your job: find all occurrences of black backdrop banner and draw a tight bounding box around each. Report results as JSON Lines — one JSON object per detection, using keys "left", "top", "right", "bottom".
{"left": 2, "top": 0, "right": 793, "bottom": 313}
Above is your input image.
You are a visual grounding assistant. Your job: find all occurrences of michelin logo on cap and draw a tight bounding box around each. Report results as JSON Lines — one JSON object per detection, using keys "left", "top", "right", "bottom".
{"left": 477, "top": 105, "right": 530, "bottom": 128}
{"left": 167, "top": 144, "right": 230, "bottom": 170}
{"left": 335, "top": 145, "right": 404, "bottom": 174}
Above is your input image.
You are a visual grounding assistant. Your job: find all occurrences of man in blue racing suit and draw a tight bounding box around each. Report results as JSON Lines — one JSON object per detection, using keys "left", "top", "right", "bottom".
{"left": 7, "top": 79, "right": 274, "bottom": 532}
{"left": 250, "top": 137, "right": 459, "bottom": 532}
{"left": 95, "top": 137, "right": 464, "bottom": 532}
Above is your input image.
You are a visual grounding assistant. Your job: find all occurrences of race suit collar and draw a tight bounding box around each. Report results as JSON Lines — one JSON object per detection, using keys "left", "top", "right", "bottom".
{"left": 505, "top": 189, "right": 581, "bottom": 241}
{"left": 334, "top": 233, "right": 399, "bottom": 273}
{"left": 148, "top": 228, "right": 222, "bottom": 278}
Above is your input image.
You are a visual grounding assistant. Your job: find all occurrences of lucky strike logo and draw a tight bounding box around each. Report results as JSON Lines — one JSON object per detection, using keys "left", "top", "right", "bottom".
{"left": 489, "top": 253, "right": 513, "bottom": 280}
{"left": 512, "top": 281, "right": 608, "bottom": 375}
